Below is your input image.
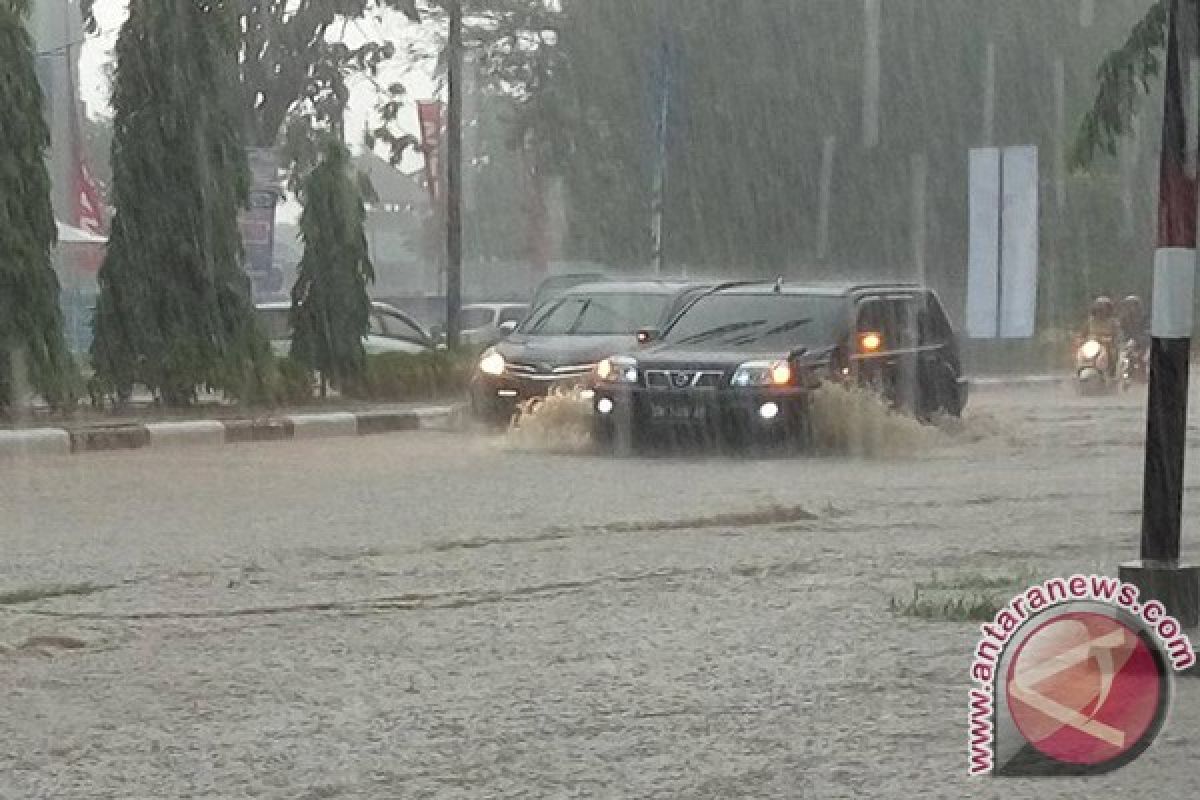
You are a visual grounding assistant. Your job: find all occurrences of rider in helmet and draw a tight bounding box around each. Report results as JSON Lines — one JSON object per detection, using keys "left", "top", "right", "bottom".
{"left": 1086, "top": 296, "right": 1119, "bottom": 339}
{"left": 1085, "top": 296, "right": 1121, "bottom": 375}
{"left": 1118, "top": 295, "right": 1147, "bottom": 346}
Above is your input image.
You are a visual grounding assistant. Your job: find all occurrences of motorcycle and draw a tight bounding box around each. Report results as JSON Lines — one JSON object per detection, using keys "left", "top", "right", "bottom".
{"left": 1118, "top": 337, "right": 1150, "bottom": 390}
{"left": 1074, "top": 335, "right": 1117, "bottom": 395}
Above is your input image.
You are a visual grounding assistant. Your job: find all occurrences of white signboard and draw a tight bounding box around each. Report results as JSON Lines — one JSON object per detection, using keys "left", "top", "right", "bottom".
{"left": 966, "top": 148, "right": 1001, "bottom": 338}
{"left": 966, "top": 146, "right": 1040, "bottom": 338}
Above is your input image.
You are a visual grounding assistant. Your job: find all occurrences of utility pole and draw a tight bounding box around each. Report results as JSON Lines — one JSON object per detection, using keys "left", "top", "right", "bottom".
{"left": 444, "top": 0, "right": 464, "bottom": 350}
{"left": 650, "top": 40, "right": 670, "bottom": 275}
{"left": 1119, "top": 0, "right": 1200, "bottom": 629}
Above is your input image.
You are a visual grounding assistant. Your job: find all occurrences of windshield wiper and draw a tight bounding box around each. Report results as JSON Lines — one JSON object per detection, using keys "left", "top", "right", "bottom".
{"left": 734, "top": 317, "right": 814, "bottom": 345}
{"left": 674, "top": 319, "right": 765, "bottom": 345}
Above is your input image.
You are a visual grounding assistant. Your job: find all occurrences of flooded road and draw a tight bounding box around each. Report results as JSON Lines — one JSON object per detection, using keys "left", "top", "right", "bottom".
{"left": 2, "top": 383, "right": 1198, "bottom": 798}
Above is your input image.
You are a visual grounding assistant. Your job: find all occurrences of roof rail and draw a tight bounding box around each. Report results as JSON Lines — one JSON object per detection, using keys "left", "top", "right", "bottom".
{"left": 845, "top": 281, "right": 922, "bottom": 291}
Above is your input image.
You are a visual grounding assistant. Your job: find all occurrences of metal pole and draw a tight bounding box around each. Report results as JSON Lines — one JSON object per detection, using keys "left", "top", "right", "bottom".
{"left": 651, "top": 41, "right": 670, "bottom": 275}
{"left": 1120, "top": 0, "right": 1200, "bottom": 630}
{"left": 445, "top": 0, "right": 464, "bottom": 349}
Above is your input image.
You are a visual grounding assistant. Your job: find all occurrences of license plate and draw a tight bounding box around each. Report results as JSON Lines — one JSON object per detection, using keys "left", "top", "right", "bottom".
{"left": 651, "top": 403, "right": 706, "bottom": 421}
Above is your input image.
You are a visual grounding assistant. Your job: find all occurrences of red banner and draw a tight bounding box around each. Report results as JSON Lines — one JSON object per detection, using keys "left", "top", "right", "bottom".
{"left": 74, "top": 161, "right": 106, "bottom": 237}
{"left": 417, "top": 100, "right": 443, "bottom": 204}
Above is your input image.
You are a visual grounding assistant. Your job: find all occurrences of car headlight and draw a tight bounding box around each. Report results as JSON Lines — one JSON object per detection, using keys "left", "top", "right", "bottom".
{"left": 596, "top": 356, "right": 639, "bottom": 384}
{"left": 1080, "top": 339, "right": 1102, "bottom": 360}
{"left": 731, "top": 360, "right": 792, "bottom": 387}
{"left": 479, "top": 349, "right": 506, "bottom": 376}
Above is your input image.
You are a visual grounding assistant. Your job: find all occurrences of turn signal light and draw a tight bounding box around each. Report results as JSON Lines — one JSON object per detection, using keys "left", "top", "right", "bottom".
{"left": 859, "top": 331, "right": 883, "bottom": 353}
{"left": 770, "top": 363, "right": 792, "bottom": 385}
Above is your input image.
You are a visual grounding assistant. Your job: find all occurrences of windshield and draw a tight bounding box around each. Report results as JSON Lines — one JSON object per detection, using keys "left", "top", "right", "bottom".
{"left": 520, "top": 293, "right": 670, "bottom": 335}
{"left": 664, "top": 293, "right": 844, "bottom": 350}
{"left": 460, "top": 308, "right": 496, "bottom": 329}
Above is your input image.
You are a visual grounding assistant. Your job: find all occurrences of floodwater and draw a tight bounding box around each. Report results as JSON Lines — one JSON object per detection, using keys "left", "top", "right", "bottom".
{"left": 3, "top": 382, "right": 1198, "bottom": 798}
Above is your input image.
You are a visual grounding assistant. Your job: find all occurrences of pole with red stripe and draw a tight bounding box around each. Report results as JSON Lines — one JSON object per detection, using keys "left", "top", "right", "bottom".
{"left": 1121, "top": 0, "right": 1200, "bottom": 630}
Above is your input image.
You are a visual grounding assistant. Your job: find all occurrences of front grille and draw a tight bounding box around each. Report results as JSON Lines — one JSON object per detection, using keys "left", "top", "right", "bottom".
{"left": 644, "top": 369, "right": 725, "bottom": 390}
{"left": 507, "top": 361, "right": 595, "bottom": 381}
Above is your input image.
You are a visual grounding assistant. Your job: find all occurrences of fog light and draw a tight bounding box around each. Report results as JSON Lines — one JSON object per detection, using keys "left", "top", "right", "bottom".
{"left": 597, "top": 397, "right": 614, "bottom": 415}
{"left": 759, "top": 402, "right": 780, "bottom": 420}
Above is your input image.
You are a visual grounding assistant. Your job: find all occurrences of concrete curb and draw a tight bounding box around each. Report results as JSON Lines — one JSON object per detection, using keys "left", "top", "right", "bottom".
{"left": 968, "top": 375, "right": 1067, "bottom": 390}
{"left": 0, "top": 405, "right": 463, "bottom": 460}
{"left": 0, "top": 429, "right": 72, "bottom": 460}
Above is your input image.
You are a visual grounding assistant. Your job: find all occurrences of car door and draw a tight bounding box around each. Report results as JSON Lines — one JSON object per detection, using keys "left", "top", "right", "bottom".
{"left": 884, "top": 294, "right": 921, "bottom": 413}
{"left": 914, "top": 291, "right": 963, "bottom": 415}
{"left": 852, "top": 294, "right": 917, "bottom": 408}
{"left": 852, "top": 295, "right": 889, "bottom": 393}
{"left": 367, "top": 311, "right": 430, "bottom": 355}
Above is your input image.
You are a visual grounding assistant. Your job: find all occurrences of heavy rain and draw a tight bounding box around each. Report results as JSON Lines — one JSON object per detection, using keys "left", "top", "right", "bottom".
{"left": 3, "top": 0, "right": 1200, "bottom": 797}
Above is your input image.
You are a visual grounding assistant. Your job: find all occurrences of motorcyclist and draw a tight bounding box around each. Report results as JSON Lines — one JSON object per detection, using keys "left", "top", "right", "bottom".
{"left": 1118, "top": 294, "right": 1148, "bottom": 348}
{"left": 1083, "top": 296, "right": 1121, "bottom": 376}
{"left": 1117, "top": 294, "right": 1150, "bottom": 383}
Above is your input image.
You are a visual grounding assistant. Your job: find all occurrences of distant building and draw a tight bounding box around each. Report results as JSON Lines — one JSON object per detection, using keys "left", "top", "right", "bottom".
{"left": 354, "top": 152, "right": 440, "bottom": 297}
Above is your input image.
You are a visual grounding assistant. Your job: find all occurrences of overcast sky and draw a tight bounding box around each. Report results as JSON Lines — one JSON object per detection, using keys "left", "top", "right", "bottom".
{"left": 81, "top": 0, "right": 438, "bottom": 169}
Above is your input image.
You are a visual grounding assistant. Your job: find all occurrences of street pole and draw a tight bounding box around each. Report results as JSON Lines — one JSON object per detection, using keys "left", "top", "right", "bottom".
{"left": 650, "top": 40, "right": 670, "bottom": 276}
{"left": 445, "top": 0, "right": 464, "bottom": 350}
{"left": 1120, "top": 0, "right": 1200, "bottom": 630}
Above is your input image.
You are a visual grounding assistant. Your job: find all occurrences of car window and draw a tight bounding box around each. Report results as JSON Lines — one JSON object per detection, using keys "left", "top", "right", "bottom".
{"left": 665, "top": 293, "right": 844, "bottom": 350}
{"left": 522, "top": 294, "right": 671, "bottom": 335}
{"left": 917, "top": 293, "right": 948, "bottom": 347}
{"left": 377, "top": 311, "right": 429, "bottom": 343}
{"left": 498, "top": 306, "right": 528, "bottom": 325}
{"left": 460, "top": 308, "right": 496, "bottom": 329}
{"left": 856, "top": 298, "right": 887, "bottom": 335}
{"left": 887, "top": 296, "right": 919, "bottom": 349}
{"left": 367, "top": 313, "right": 387, "bottom": 337}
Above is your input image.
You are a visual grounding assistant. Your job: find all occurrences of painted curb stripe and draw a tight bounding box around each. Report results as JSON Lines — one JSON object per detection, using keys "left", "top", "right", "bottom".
{"left": 69, "top": 426, "right": 152, "bottom": 453}
{"left": 223, "top": 419, "right": 295, "bottom": 443}
{"left": 355, "top": 412, "right": 421, "bottom": 435}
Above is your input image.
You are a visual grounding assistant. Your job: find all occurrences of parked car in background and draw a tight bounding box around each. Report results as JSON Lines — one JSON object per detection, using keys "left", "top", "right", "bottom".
{"left": 592, "top": 281, "right": 967, "bottom": 448}
{"left": 470, "top": 281, "right": 712, "bottom": 427}
{"left": 529, "top": 272, "right": 612, "bottom": 313}
{"left": 460, "top": 302, "right": 531, "bottom": 348}
{"left": 256, "top": 301, "right": 436, "bottom": 359}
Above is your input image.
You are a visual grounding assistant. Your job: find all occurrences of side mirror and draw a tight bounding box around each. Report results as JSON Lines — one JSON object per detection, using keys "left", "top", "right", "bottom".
{"left": 636, "top": 328, "right": 661, "bottom": 345}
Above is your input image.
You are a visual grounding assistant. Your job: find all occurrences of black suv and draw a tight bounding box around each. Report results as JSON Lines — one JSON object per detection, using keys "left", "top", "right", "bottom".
{"left": 470, "top": 280, "right": 712, "bottom": 426}
{"left": 591, "top": 281, "right": 967, "bottom": 445}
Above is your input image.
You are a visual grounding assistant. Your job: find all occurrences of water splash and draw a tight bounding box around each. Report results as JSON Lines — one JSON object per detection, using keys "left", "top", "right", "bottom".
{"left": 807, "top": 383, "right": 944, "bottom": 457}
{"left": 501, "top": 388, "right": 595, "bottom": 454}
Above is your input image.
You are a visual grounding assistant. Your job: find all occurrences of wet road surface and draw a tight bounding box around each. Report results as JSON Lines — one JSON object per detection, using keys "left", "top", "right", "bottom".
{"left": 2, "top": 383, "right": 1199, "bottom": 798}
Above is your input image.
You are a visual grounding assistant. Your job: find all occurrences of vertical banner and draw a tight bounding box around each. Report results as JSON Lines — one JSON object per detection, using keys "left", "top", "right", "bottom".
{"left": 417, "top": 100, "right": 443, "bottom": 204}
{"left": 1000, "top": 146, "right": 1039, "bottom": 338}
{"left": 967, "top": 146, "right": 1040, "bottom": 339}
{"left": 240, "top": 148, "right": 281, "bottom": 298}
{"left": 862, "top": 0, "right": 881, "bottom": 149}
{"left": 967, "top": 148, "right": 1001, "bottom": 338}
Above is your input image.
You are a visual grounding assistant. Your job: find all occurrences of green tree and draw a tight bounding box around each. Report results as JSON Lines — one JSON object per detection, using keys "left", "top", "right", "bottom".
{"left": 290, "top": 140, "right": 375, "bottom": 392}
{"left": 86, "top": 0, "right": 422, "bottom": 174}
{"left": 91, "top": 0, "right": 270, "bottom": 406}
{"left": 0, "top": 0, "right": 75, "bottom": 411}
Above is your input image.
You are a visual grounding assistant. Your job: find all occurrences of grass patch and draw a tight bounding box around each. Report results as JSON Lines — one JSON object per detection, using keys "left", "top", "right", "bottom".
{"left": 0, "top": 583, "right": 110, "bottom": 606}
{"left": 888, "top": 592, "right": 1004, "bottom": 622}
{"left": 889, "top": 567, "right": 1039, "bottom": 622}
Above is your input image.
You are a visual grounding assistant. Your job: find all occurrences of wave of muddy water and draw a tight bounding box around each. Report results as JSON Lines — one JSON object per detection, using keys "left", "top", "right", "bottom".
{"left": 500, "top": 383, "right": 1001, "bottom": 457}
